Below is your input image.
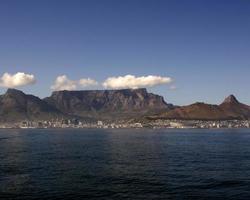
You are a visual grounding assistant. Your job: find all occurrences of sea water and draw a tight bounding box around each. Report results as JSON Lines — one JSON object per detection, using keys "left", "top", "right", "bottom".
{"left": 1, "top": 128, "right": 250, "bottom": 199}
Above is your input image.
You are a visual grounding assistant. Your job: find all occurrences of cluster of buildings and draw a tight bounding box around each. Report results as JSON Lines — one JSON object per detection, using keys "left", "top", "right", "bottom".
{"left": 0, "top": 119, "right": 143, "bottom": 129}
{"left": 146, "top": 119, "right": 250, "bottom": 129}
{"left": 0, "top": 119, "right": 250, "bottom": 129}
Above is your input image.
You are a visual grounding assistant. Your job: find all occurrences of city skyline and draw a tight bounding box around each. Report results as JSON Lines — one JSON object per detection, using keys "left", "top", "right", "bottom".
{"left": 0, "top": 0, "right": 249, "bottom": 105}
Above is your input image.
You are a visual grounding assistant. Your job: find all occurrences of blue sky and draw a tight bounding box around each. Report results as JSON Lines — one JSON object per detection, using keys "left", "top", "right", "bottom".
{"left": 0, "top": 0, "right": 249, "bottom": 105}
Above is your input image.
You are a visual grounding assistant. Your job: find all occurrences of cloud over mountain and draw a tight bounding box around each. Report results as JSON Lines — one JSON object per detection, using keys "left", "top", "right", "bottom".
{"left": 51, "top": 75, "right": 77, "bottom": 91}
{"left": 0, "top": 72, "right": 36, "bottom": 88}
{"left": 102, "top": 75, "right": 173, "bottom": 89}
{"left": 51, "top": 75, "right": 98, "bottom": 91}
{"left": 79, "top": 78, "right": 98, "bottom": 87}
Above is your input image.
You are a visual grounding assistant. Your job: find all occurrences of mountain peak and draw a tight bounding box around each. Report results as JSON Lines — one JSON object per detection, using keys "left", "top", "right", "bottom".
{"left": 222, "top": 95, "right": 239, "bottom": 104}
{"left": 5, "top": 88, "right": 25, "bottom": 96}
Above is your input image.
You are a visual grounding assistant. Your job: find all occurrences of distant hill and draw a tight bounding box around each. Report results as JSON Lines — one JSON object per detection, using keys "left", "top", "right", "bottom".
{"left": 148, "top": 95, "right": 250, "bottom": 120}
{"left": 44, "top": 88, "right": 172, "bottom": 120}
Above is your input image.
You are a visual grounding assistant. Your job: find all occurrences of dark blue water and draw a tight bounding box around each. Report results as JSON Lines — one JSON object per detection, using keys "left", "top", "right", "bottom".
{"left": 1, "top": 128, "right": 250, "bottom": 200}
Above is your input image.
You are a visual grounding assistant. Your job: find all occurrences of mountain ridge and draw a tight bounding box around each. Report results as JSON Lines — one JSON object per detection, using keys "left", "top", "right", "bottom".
{"left": 44, "top": 88, "right": 172, "bottom": 120}
{"left": 0, "top": 88, "right": 172, "bottom": 122}
{"left": 0, "top": 89, "right": 250, "bottom": 122}
{"left": 0, "top": 88, "right": 63, "bottom": 122}
{"left": 149, "top": 95, "right": 250, "bottom": 120}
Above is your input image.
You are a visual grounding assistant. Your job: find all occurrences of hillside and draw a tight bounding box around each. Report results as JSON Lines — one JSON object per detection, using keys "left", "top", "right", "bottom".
{"left": 148, "top": 95, "right": 250, "bottom": 120}
{"left": 0, "top": 89, "right": 62, "bottom": 122}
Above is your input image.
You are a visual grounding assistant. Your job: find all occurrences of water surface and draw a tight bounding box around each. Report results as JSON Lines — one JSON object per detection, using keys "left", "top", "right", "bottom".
{"left": 1, "top": 128, "right": 250, "bottom": 199}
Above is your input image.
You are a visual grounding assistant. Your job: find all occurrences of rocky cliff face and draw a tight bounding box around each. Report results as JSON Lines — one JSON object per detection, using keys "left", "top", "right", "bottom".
{"left": 0, "top": 89, "right": 62, "bottom": 122}
{"left": 149, "top": 95, "right": 250, "bottom": 120}
{"left": 44, "top": 88, "right": 171, "bottom": 119}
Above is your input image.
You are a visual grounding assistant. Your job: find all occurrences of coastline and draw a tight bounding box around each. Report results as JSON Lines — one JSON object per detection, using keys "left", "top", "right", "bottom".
{"left": 0, "top": 127, "right": 249, "bottom": 130}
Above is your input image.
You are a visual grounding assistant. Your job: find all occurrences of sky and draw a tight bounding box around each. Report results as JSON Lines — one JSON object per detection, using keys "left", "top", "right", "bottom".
{"left": 0, "top": 0, "right": 249, "bottom": 105}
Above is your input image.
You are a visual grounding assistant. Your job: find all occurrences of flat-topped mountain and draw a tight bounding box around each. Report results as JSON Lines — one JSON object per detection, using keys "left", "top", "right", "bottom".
{"left": 1, "top": 89, "right": 249, "bottom": 122}
{"left": 0, "top": 89, "right": 62, "bottom": 122}
{"left": 44, "top": 88, "right": 172, "bottom": 119}
{"left": 149, "top": 95, "right": 250, "bottom": 120}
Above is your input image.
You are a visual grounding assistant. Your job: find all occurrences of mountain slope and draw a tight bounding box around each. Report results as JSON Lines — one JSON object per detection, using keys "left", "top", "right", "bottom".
{"left": 0, "top": 89, "right": 62, "bottom": 122}
{"left": 149, "top": 95, "right": 250, "bottom": 120}
{"left": 219, "top": 95, "right": 250, "bottom": 119}
{"left": 44, "top": 88, "right": 172, "bottom": 119}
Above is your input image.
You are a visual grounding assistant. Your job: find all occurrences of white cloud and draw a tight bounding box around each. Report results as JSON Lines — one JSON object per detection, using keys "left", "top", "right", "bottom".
{"left": 79, "top": 78, "right": 98, "bottom": 87}
{"left": 0, "top": 72, "right": 36, "bottom": 88}
{"left": 51, "top": 75, "right": 98, "bottom": 91}
{"left": 102, "top": 75, "right": 173, "bottom": 89}
{"left": 51, "top": 75, "right": 77, "bottom": 91}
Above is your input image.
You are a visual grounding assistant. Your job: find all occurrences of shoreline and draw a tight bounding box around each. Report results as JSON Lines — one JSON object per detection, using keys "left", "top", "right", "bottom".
{"left": 0, "top": 127, "right": 250, "bottom": 130}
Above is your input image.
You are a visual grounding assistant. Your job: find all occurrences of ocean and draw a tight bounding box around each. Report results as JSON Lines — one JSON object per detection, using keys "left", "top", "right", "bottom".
{"left": 1, "top": 128, "right": 250, "bottom": 199}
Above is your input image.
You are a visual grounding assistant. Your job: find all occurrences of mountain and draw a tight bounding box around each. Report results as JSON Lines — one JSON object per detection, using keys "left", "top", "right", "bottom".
{"left": 44, "top": 88, "right": 172, "bottom": 120}
{"left": 1, "top": 89, "right": 249, "bottom": 122}
{"left": 149, "top": 95, "right": 250, "bottom": 120}
{"left": 0, "top": 89, "right": 62, "bottom": 122}
{"left": 149, "top": 103, "right": 226, "bottom": 120}
{"left": 219, "top": 95, "right": 250, "bottom": 119}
